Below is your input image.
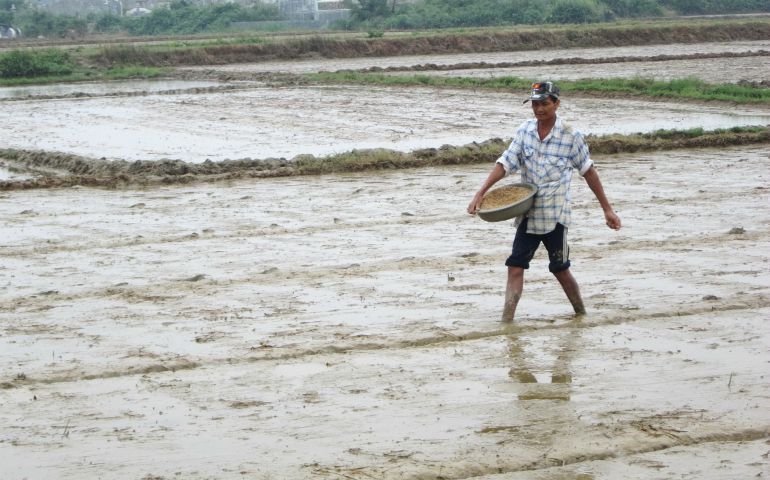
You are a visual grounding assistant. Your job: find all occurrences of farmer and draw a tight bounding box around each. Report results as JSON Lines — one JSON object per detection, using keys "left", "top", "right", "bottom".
{"left": 467, "top": 81, "right": 621, "bottom": 322}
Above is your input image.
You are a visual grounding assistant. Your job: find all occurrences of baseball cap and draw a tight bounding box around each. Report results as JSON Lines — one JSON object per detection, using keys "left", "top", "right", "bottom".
{"left": 523, "top": 81, "right": 560, "bottom": 103}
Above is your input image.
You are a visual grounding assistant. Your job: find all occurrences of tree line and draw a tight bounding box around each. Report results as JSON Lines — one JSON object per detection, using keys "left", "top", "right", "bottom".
{"left": 0, "top": 0, "right": 281, "bottom": 38}
{"left": 1, "top": 0, "right": 769, "bottom": 38}
{"left": 345, "top": 0, "right": 770, "bottom": 29}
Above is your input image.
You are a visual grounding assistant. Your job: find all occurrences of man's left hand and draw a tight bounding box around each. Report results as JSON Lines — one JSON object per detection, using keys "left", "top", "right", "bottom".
{"left": 605, "top": 210, "right": 621, "bottom": 230}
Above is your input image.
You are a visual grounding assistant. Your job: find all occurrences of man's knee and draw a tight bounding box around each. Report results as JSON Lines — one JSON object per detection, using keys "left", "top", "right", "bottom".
{"left": 549, "top": 261, "right": 571, "bottom": 274}
{"left": 507, "top": 266, "right": 525, "bottom": 279}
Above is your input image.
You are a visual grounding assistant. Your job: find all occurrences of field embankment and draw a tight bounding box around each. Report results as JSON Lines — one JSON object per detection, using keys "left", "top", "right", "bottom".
{"left": 1, "top": 127, "right": 767, "bottom": 190}
{"left": 87, "top": 20, "right": 770, "bottom": 68}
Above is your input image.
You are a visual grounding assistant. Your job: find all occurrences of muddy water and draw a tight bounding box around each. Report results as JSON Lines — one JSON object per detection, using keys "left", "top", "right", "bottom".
{"left": 1, "top": 145, "right": 769, "bottom": 479}
{"left": 411, "top": 55, "right": 769, "bottom": 83}
{"left": 181, "top": 40, "right": 770, "bottom": 75}
{"left": 1, "top": 84, "right": 769, "bottom": 162}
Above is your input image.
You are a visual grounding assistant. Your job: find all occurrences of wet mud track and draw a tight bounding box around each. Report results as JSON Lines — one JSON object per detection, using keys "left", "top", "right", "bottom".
{"left": 1, "top": 145, "right": 769, "bottom": 479}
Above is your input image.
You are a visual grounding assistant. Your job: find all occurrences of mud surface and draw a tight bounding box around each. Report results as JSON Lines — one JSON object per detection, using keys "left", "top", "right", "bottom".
{"left": 1, "top": 145, "right": 769, "bottom": 479}
{"left": 1, "top": 38, "right": 770, "bottom": 479}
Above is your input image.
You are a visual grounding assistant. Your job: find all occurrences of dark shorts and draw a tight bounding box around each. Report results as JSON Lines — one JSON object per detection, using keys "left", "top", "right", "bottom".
{"left": 505, "top": 218, "right": 571, "bottom": 273}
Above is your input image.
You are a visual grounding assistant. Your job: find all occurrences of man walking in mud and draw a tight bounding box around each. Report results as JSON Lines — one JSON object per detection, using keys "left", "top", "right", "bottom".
{"left": 467, "top": 81, "right": 621, "bottom": 322}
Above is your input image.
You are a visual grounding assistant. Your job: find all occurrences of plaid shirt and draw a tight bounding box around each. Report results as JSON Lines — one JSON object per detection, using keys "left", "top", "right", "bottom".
{"left": 496, "top": 117, "right": 593, "bottom": 234}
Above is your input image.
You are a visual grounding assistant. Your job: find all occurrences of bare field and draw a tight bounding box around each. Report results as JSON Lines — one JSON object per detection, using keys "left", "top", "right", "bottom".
{"left": 1, "top": 39, "right": 769, "bottom": 479}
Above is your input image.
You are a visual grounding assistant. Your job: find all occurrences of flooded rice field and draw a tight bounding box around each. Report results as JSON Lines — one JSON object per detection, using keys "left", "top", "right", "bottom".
{"left": 1, "top": 84, "right": 769, "bottom": 162}
{"left": 181, "top": 40, "right": 770, "bottom": 76}
{"left": 1, "top": 38, "right": 769, "bottom": 479}
{"left": 409, "top": 54, "right": 769, "bottom": 83}
{"left": 2, "top": 145, "right": 769, "bottom": 479}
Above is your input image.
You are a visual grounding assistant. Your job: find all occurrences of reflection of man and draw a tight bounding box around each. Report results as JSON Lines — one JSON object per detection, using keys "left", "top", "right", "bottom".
{"left": 508, "top": 329, "right": 576, "bottom": 402}
{"left": 467, "top": 81, "right": 621, "bottom": 322}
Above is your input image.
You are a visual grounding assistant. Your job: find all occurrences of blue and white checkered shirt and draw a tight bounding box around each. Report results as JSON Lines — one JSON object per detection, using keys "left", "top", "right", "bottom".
{"left": 496, "top": 117, "right": 593, "bottom": 234}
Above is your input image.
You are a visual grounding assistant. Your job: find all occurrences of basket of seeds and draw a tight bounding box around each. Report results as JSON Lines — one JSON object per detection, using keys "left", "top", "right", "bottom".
{"left": 477, "top": 183, "right": 537, "bottom": 222}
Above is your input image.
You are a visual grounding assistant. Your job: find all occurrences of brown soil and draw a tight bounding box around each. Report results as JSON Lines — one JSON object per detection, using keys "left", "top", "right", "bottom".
{"left": 355, "top": 50, "right": 770, "bottom": 74}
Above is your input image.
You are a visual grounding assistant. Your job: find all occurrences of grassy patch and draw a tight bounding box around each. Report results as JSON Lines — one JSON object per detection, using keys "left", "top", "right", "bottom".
{"left": 0, "top": 65, "right": 170, "bottom": 86}
{"left": 306, "top": 72, "right": 770, "bottom": 104}
{"left": 567, "top": 77, "right": 770, "bottom": 103}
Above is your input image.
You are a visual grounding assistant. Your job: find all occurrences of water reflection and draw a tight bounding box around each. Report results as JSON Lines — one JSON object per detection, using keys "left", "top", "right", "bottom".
{"left": 502, "top": 324, "right": 596, "bottom": 478}
{"left": 507, "top": 324, "right": 580, "bottom": 402}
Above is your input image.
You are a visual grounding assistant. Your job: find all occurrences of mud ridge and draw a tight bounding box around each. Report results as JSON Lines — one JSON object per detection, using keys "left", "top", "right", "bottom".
{"left": 88, "top": 22, "right": 770, "bottom": 67}
{"left": 6, "top": 297, "right": 768, "bottom": 388}
{"left": 353, "top": 50, "right": 770, "bottom": 74}
{"left": 2, "top": 127, "right": 768, "bottom": 190}
{"left": 0, "top": 83, "right": 258, "bottom": 103}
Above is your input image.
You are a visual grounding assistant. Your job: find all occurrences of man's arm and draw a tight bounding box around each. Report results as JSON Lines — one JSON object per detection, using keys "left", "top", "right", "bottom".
{"left": 583, "top": 165, "right": 621, "bottom": 230}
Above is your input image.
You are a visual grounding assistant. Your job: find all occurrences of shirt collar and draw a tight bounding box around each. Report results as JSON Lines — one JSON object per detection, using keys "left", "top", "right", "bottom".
{"left": 527, "top": 116, "right": 563, "bottom": 140}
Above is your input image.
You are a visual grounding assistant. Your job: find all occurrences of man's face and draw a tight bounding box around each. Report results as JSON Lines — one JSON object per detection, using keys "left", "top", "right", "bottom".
{"left": 531, "top": 97, "right": 559, "bottom": 123}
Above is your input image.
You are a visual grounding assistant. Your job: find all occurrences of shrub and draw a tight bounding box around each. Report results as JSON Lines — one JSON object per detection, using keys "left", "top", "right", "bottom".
{"left": 0, "top": 49, "right": 74, "bottom": 78}
{"left": 546, "top": 0, "right": 607, "bottom": 24}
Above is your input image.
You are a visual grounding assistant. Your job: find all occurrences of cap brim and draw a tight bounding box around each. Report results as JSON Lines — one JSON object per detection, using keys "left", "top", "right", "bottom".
{"left": 523, "top": 93, "right": 557, "bottom": 104}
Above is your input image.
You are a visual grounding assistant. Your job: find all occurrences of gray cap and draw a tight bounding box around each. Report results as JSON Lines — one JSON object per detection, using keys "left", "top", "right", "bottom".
{"left": 523, "top": 81, "right": 560, "bottom": 103}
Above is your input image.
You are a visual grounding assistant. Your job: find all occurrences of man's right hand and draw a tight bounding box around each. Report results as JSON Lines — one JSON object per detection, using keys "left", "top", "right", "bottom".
{"left": 467, "top": 192, "right": 484, "bottom": 214}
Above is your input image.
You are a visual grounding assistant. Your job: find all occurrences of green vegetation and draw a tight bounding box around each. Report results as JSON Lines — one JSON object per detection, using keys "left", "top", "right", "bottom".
{"left": 1, "top": 0, "right": 769, "bottom": 38}
{"left": 306, "top": 72, "right": 770, "bottom": 104}
{"left": 340, "top": 0, "right": 770, "bottom": 29}
{"left": 118, "top": 1, "right": 282, "bottom": 36}
{"left": 0, "top": 48, "right": 168, "bottom": 83}
{"left": 0, "top": 49, "right": 74, "bottom": 78}
{"left": 568, "top": 78, "right": 770, "bottom": 103}
{"left": 1, "top": 0, "right": 282, "bottom": 38}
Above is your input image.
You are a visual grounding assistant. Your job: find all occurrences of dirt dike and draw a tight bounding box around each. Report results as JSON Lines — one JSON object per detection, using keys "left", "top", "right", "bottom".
{"left": 88, "top": 22, "right": 770, "bottom": 67}
{"left": 355, "top": 50, "right": 770, "bottom": 74}
{"left": 2, "top": 127, "right": 768, "bottom": 190}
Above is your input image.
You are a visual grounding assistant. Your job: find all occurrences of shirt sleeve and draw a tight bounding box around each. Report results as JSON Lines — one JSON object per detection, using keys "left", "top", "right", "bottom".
{"left": 496, "top": 127, "right": 525, "bottom": 174}
{"left": 571, "top": 130, "right": 594, "bottom": 175}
